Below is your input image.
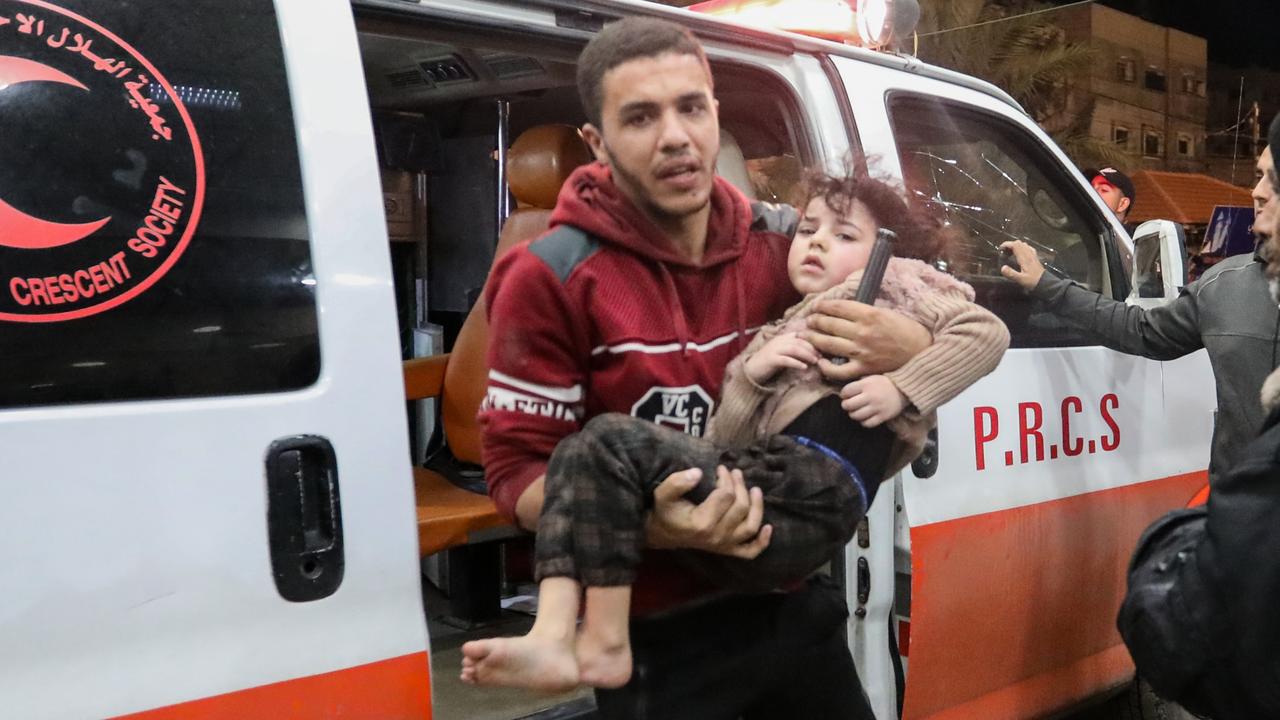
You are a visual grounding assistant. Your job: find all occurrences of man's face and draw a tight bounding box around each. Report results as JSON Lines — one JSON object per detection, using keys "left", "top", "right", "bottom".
{"left": 1255, "top": 147, "right": 1280, "bottom": 295}
{"left": 1252, "top": 147, "right": 1276, "bottom": 240}
{"left": 582, "top": 52, "right": 720, "bottom": 225}
{"left": 1091, "top": 176, "right": 1131, "bottom": 220}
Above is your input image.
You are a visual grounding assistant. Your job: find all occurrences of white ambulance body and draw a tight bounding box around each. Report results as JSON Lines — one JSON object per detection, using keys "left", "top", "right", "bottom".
{"left": 1, "top": 1, "right": 430, "bottom": 717}
{"left": 0, "top": 0, "right": 1212, "bottom": 718}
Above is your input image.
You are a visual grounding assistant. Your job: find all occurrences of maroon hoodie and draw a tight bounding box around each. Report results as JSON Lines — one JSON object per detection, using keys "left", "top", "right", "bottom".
{"left": 480, "top": 162, "right": 797, "bottom": 615}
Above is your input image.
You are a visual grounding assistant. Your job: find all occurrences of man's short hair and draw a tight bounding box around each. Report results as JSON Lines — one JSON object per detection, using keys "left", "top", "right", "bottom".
{"left": 576, "top": 17, "right": 712, "bottom": 129}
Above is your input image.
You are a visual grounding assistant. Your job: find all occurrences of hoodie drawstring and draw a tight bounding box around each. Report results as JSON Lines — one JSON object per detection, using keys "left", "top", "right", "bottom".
{"left": 658, "top": 264, "right": 693, "bottom": 357}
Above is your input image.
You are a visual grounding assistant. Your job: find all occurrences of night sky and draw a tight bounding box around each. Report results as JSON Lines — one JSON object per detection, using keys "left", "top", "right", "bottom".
{"left": 1071, "top": 0, "right": 1276, "bottom": 70}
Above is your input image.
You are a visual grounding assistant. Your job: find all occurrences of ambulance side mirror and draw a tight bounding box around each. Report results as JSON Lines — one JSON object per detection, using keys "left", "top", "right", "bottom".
{"left": 1127, "top": 220, "right": 1187, "bottom": 305}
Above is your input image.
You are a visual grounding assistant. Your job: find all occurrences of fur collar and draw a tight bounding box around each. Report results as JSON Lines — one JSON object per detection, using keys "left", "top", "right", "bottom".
{"left": 1263, "top": 367, "right": 1280, "bottom": 415}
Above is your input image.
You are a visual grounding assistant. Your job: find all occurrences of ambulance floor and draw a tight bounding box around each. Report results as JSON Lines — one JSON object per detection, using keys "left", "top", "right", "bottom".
{"left": 424, "top": 578, "right": 595, "bottom": 719}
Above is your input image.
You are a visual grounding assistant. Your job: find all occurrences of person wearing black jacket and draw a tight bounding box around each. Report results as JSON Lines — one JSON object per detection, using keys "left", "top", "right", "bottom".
{"left": 1117, "top": 114, "right": 1280, "bottom": 719}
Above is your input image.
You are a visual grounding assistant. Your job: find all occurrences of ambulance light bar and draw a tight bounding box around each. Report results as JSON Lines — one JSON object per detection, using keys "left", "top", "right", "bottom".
{"left": 687, "top": 0, "right": 919, "bottom": 49}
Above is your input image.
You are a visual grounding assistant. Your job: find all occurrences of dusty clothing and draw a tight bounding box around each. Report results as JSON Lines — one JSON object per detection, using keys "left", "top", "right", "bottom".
{"left": 1118, "top": 366, "right": 1280, "bottom": 718}
{"left": 710, "top": 256, "right": 1010, "bottom": 476}
{"left": 536, "top": 399, "right": 891, "bottom": 590}
{"left": 1031, "top": 252, "right": 1279, "bottom": 482}
{"left": 480, "top": 162, "right": 798, "bottom": 615}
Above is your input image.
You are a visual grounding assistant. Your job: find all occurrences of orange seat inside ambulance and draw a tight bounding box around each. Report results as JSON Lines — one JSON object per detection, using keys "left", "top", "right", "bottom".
{"left": 406, "top": 124, "right": 593, "bottom": 557}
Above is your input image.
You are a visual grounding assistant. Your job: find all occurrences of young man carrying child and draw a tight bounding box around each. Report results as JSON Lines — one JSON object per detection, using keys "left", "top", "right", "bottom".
{"left": 478, "top": 16, "right": 948, "bottom": 720}
{"left": 466, "top": 166, "right": 1009, "bottom": 692}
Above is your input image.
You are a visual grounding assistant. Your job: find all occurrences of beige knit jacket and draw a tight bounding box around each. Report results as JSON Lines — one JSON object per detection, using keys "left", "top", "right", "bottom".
{"left": 707, "top": 257, "right": 1010, "bottom": 477}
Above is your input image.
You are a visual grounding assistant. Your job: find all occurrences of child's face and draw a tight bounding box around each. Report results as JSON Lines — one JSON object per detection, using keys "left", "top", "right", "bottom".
{"left": 787, "top": 196, "right": 879, "bottom": 295}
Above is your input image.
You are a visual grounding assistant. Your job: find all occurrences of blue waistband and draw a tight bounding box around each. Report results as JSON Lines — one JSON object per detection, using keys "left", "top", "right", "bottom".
{"left": 791, "top": 435, "right": 868, "bottom": 510}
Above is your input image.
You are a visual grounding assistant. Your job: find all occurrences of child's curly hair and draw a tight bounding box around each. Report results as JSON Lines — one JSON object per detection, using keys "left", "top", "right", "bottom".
{"left": 801, "top": 169, "right": 952, "bottom": 265}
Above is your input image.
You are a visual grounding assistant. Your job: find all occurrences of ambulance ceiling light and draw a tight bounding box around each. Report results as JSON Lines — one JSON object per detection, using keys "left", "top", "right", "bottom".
{"left": 687, "top": 0, "right": 919, "bottom": 49}
{"left": 687, "top": 0, "right": 856, "bottom": 41}
{"left": 856, "top": 0, "right": 920, "bottom": 48}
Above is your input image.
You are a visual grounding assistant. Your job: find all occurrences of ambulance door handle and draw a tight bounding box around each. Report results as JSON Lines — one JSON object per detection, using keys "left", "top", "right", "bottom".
{"left": 856, "top": 557, "right": 871, "bottom": 605}
{"left": 266, "top": 435, "right": 345, "bottom": 602}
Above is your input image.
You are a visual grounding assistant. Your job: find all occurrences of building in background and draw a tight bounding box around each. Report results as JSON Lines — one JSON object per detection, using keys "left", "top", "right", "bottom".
{"left": 1126, "top": 169, "right": 1254, "bottom": 260}
{"left": 1056, "top": 4, "right": 1208, "bottom": 174}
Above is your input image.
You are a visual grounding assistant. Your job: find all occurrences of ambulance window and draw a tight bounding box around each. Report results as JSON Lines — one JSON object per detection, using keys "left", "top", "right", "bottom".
{"left": 0, "top": 0, "right": 318, "bottom": 408}
{"left": 888, "top": 94, "right": 1108, "bottom": 348}
{"left": 714, "top": 63, "right": 814, "bottom": 205}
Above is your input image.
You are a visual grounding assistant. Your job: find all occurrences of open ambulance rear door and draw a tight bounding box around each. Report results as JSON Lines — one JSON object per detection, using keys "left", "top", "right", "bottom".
{"left": 827, "top": 54, "right": 1214, "bottom": 720}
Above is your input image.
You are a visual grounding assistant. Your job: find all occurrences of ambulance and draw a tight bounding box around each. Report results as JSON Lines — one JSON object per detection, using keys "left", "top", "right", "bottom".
{"left": 0, "top": 0, "right": 1212, "bottom": 718}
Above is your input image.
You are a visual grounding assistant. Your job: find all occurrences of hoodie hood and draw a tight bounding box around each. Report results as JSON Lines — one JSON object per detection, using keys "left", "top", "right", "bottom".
{"left": 548, "top": 162, "right": 754, "bottom": 268}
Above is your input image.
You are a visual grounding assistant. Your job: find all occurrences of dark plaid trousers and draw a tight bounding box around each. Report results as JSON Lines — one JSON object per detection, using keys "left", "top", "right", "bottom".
{"left": 537, "top": 412, "right": 868, "bottom": 593}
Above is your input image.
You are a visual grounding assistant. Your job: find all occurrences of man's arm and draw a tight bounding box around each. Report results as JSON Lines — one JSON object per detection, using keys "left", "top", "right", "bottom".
{"left": 480, "top": 249, "right": 588, "bottom": 529}
{"left": 880, "top": 293, "right": 1009, "bottom": 417}
{"left": 1001, "top": 240, "right": 1202, "bottom": 360}
{"left": 512, "top": 476, "right": 547, "bottom": 531}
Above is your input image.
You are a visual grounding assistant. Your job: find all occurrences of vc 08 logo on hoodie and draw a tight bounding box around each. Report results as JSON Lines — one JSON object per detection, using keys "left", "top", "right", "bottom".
{"left": 632, "top": 385, "right": 714, "bottom": 438}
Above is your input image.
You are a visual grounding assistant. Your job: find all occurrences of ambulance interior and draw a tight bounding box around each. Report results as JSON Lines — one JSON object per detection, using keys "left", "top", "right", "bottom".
{"left": 355, "top": 18, "right": 810, "bottom": 717}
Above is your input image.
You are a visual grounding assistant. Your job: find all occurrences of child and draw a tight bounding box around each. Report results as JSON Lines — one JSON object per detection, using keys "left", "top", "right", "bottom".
{"left": 461, "top": 170, "right": 1009, "bottom": 692}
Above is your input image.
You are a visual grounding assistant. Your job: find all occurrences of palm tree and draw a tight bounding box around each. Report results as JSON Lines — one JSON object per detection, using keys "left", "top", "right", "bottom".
{"left": 915, "top": 0, "right": 1126, "bottom": 167}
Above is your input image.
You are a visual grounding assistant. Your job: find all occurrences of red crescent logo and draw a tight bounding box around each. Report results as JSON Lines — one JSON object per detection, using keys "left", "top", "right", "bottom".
{"left": 0, "top": 54, "right": 112, "bottom": 250}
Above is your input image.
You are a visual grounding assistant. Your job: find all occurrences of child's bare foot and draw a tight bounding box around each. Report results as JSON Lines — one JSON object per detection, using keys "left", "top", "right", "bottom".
{"left": 460, "top": 632, "right": 580, "bottom": 692}
{"left": 576, "top": 625, "right": 632, "bottom": 689}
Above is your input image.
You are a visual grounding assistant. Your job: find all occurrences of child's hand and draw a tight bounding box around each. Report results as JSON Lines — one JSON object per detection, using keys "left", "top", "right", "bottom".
{"left": 840, "top": 375, "right": 908, "bottom": 428}
{"left": 744, "top": 332, "right": 820, "bottom": 385}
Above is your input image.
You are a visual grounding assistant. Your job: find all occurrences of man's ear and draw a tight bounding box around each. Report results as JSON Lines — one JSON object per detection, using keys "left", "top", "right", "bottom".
{"left": 581, "top": 124, "right": 609, "bottom": 165}
{"left": 1118, "top": 196, "right": 1132, "bottom": 215}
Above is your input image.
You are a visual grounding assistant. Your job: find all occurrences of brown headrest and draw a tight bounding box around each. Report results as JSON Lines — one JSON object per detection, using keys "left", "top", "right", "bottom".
{"left": 507, "top": 125, "right": 594, "bottom": 209}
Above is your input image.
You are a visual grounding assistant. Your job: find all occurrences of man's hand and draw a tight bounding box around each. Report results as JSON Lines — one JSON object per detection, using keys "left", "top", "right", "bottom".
{"left": 744, "top": 332, "right": 820, "bottom": 385}
{"left": 646, "top": 466, "right": 773, "bottom": 559}
{"left": 841, "top": 374, "right": 908, "bottom": 428}
{"left": 1000, "top": 240, "right": 1046, "bottom": 291}
{"left": 804, "top": 300, "right": 930, "bottom": 382}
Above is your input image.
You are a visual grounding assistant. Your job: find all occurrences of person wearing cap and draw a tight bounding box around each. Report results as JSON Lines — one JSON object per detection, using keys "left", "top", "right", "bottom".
{"left": 1115, "top": 113, "right": 1280, "bottom": 720}
{"left": 999, "top": 143, "right": 1278, "bottom": 487}
{"left": 1086, "top": 166, "right": 1137, "bottom": 230}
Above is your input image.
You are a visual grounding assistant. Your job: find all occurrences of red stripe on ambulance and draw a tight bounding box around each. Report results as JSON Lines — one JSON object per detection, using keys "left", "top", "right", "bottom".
{"left": 902, "top": 471, "right": 1207, "bottom": 719}
{"left": 112, "top": 652, "right": 432, "bottom": 720}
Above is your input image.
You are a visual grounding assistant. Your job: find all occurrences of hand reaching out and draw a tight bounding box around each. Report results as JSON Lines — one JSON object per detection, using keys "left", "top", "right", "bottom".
{"left": 999, "top": 240, "right": 1046, "bottom": 290}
